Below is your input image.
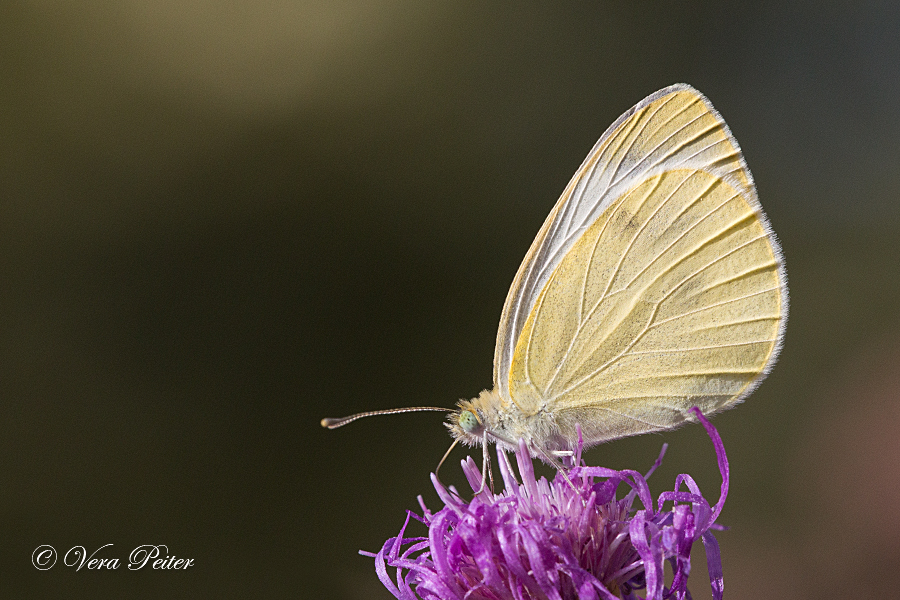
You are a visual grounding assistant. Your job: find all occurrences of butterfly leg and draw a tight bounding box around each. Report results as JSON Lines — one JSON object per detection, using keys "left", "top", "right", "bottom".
{"left": 551, "top": 449, "right": 576, "bottom": 469}
{"left": 474, "top": 431, "right": 495, "bottom": 496}
{"left": 532, "top": 444, "right": 578, "bottom": 491}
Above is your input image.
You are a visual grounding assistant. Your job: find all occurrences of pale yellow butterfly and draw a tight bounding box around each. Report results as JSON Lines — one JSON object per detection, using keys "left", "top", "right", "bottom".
{"left": 322, "top": 84, "right": 787, "bottom": 470}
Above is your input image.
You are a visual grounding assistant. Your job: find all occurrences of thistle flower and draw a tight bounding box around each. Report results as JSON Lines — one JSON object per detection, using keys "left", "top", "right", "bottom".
{"left": 366, "top": 407, "right": 728, "bottom": 600}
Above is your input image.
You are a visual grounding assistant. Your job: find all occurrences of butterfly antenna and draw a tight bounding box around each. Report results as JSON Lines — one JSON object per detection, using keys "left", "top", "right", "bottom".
{"left": 320, "top": 406, "right": 452, "bottom": 429}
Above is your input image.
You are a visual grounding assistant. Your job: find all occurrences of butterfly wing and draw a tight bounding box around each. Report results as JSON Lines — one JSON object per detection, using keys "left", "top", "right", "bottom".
{"left": 496, "top": 85, "right": 787, "bottom": 443}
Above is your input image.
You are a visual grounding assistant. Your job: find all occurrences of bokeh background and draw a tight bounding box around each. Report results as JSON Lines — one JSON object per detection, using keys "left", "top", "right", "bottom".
{"left": 3, "top": 1, "right": 899, "bottom": 598}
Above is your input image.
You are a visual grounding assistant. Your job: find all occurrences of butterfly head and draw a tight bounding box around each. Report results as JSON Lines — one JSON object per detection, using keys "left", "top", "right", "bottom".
{"left": 457, "top": 408, "right": 482, "bottom": 435}
{"left": 447, "top": 389, "right": 504, "bottom": 447}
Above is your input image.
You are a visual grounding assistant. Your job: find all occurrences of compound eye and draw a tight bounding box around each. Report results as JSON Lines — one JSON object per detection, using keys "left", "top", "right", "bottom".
{"left": 458, "top": 410, "right": 481, "bottom": 433}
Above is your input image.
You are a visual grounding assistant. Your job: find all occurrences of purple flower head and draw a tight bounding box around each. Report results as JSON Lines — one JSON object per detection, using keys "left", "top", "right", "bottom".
{"left": 366, "top": 407, "right": 729, "bottom": 600}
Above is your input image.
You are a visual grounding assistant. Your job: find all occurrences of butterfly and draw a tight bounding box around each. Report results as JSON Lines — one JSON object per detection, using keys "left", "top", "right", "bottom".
{"left": 323, "top": 84, "right": 787, "bottom": 471}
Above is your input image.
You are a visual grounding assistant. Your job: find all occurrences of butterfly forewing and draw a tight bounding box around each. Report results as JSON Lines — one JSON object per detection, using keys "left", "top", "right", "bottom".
{"left": 498, "top": 85, "right": 786, "bottom": 444}
{"left": 494, "top": 85, "right": 761, "bottom": 403}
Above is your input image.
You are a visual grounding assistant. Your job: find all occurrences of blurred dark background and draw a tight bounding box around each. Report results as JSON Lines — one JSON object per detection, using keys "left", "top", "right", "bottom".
{"left": 2, "top": 1, "right": 899, "bottom": 598}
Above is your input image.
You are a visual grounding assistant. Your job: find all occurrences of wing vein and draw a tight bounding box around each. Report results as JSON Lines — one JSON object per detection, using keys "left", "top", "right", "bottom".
{"left": 577, "top": 197, "right": 622, "bottom": 322}
{"left": 679, "top": 315, "right": 781, "bottom": 333}
{"left": 649, "top": 285, "right": 781, "bottom": 329}
{"left": 641, "top": 119, "right": 721, "bottom": 179}
{"left": 571, "top": 406, "right": 669, "bottom": 429}
{"left": 627, "top": 339, "right": 776, "bottom": 356}
{"left": 696, "top": 259, "right": 779, "bottom": 296}
{"left": 583, "top": 368, "right": 763, "bottom": 389}
{"left": 682, "top": 136, "right": 732, "bottom": 164}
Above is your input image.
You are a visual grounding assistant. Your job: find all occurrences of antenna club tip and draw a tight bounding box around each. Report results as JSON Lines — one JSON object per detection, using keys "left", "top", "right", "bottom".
{"left": 320, "top": 418, "right": 334, "bottom": 428}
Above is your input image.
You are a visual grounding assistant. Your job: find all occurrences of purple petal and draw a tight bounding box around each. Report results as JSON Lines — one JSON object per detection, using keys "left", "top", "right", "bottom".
{"left": 374, "top": 535, "right": 410, "bottom": 600}
{"left": 517, "top": 523, "right": 564, "bottom": 600}
{"left": 628, "top": 511, "right": 663, "bottom": 599}
{"left": 689, "top": 407, "right": 729, "bottom": 524}
{"left": 701, "top": 530, "right": 724, "bottom": 600}
{"left": 497, "top": 448, "right": 519, "bottom": 492}
{"left": 431, "top": 473, "right": 464, "bottom": 515}
{"left": 515, "top": 439, "right": 538, "bottom": 498}
{"left": 428, "top": 510, "right": 465, "bottom": 598}
{"left": 496, "top": 525, "right": 544, "bottom": 598}
{"left": 461, "top": 455, "right": 483, "bottom": 493}
{"left": 644, "top": 443, "right": 668, "bottom": 479}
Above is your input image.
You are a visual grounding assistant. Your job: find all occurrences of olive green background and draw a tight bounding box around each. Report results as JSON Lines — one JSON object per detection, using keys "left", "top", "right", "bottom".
{"left": 3, "top": 2, "right": 899, "bottom": 598}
